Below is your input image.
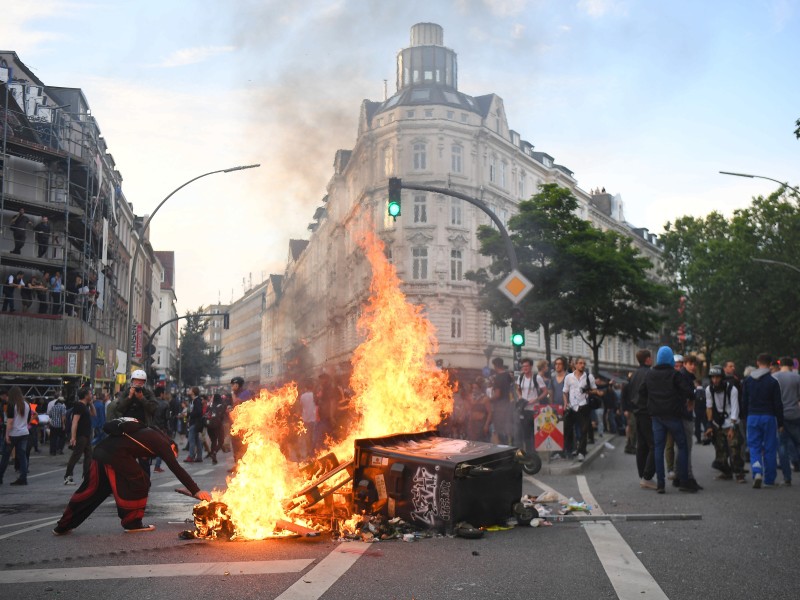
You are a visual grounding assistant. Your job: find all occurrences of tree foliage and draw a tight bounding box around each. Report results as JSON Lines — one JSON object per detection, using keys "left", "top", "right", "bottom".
{"left": 661, "top": 187, "right": 800, "bottom": 368}
{"left": 467, "top": 183, "right": 668, "bottom": 369}
{"left": 178, "top": 308, "right": 222, "bottom": 386}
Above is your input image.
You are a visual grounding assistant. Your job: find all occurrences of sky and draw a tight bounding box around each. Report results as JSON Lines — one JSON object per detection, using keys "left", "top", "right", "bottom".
{"left": 3, "top": 0, "right": 798, "bottom": 314}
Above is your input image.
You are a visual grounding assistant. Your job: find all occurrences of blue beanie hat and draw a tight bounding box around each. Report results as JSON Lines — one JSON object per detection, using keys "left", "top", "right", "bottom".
{"left": 655, "top": 346, "right": 675, "bottom": 367}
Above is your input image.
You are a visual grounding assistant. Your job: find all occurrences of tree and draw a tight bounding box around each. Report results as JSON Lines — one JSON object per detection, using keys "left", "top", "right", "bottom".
{"left": 660, "top": 188, "right": 800, "bottom": 369}
{"left": 178, "top": 309, "right": 222, "bottom": 386}
{"left": 466, "top": 184, "right": 590, "bottom": 362}
{"left": 558, "top": 227, "right": 669, "bottom": 375}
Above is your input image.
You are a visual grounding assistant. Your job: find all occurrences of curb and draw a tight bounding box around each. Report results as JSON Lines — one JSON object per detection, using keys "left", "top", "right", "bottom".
{"left": 538, "top": 434, "right": 620, "bottom": 476}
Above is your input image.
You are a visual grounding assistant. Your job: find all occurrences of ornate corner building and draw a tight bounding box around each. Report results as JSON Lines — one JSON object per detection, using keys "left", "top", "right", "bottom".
{"left": 254, "top": 23, "right": 662, "bottom": 384}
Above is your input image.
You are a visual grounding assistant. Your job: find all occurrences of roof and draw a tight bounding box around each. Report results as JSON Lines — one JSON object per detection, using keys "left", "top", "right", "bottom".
{"left": 289, "top": 239, "right": 309, "bottom": 261}
{"left": 371, "top": 85, "right": 489, "bottom": 122}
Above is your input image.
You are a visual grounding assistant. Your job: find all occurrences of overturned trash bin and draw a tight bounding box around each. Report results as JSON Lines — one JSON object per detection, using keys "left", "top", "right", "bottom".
{"left": 352, "top": 432, "right": 522, "bottom": 534}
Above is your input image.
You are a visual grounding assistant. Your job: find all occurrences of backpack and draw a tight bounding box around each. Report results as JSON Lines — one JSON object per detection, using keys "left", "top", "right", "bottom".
{"left": 204, "top": 406, "right": 222, "bottom": 429}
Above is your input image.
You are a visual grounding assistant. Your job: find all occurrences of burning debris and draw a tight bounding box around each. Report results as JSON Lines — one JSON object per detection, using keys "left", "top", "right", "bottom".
{"left": 186, "top": 232, "right": 525, "bottom": 541}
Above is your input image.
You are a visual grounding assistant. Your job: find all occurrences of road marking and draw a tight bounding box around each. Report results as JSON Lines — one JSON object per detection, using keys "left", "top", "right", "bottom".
{"left": 0, "top": 516, "right": 61, "bottom": 530}
{"left": 27, "top": 468, "right": 64, "bottom": 479}
{"left": 0, "top": 560, "right": 315, "bottom": 584}
{"left": 577, "top": 476, "right": 670, "bottom": 599}
{"left": 276, "top": 542, "right": 372, "bottom": 600}
{"left": 0, "top": 519, "right": 60, "bottom": 541}
{"left": 577, "top": 474, "right": 604, "bottom": 515}
{"left": 193, "top": 468, "right": 214, "bottom": 476}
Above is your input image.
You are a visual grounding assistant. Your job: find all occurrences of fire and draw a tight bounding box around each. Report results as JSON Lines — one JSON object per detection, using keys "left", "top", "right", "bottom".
{"left": 205, "top": 230, "right": 454, "bottom": 540}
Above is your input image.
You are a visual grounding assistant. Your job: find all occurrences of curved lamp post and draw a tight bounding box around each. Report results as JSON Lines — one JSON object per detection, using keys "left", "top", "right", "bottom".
{"left": 125, "top": 164, "right": 260, "bottom": 376}
{"left": 719, "top": 171, "right": 800, "bottom": 195}
{"left": 752, "top": 257, "right": 800, "bottom": 275}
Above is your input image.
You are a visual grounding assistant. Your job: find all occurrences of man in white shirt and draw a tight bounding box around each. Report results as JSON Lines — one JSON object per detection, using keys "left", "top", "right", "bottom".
{"left": 517, "top": 358, "right": 548, "bottom": 455}
{"left": 562, "top": 357, "right": 597, "bottom": 462}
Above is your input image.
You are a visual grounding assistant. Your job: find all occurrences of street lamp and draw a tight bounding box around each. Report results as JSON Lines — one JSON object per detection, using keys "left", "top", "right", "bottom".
{"left": 719, "top": 171, "right": 800, "bottom": 195}
{"left": 125, "top": 164, "right": 260, "bottom": 376}
{"left": 752, "top": 257, "right": 800, "bottom": 275}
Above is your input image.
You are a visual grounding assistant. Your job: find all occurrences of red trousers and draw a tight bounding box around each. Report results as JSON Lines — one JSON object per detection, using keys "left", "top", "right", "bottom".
{"left": 56, "top": 459, "right": 149, "bottom": 532}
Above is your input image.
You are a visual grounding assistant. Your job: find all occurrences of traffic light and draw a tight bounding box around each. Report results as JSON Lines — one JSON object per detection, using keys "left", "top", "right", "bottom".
{"left": 388, "top": 177, "right": 402, "bottom": 219}
{"left": 223, "top": 313, "right": 230, "bottom": 329}
{"left": 510, "top": 308, "right": 525, "bottom": 348}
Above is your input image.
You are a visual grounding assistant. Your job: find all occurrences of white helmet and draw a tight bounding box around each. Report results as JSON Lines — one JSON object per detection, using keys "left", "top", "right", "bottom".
{"left": 131, "top": 369, "right": 147, "bottom": 381}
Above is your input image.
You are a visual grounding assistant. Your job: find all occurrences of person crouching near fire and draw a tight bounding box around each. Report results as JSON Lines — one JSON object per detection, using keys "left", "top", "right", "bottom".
{"left": 53, "top": 417, "right": 211, "bottom": 535}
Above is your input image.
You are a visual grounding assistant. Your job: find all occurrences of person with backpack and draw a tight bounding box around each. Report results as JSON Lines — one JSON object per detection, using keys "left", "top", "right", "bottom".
{"left": 705, "top": 365, "right": 745, "bottom": 482}
{"left": 517, "top": 358, "right": 547, "bottom": 456}
{"left": 53, "top": 417, "right": 212, "bottom": 535}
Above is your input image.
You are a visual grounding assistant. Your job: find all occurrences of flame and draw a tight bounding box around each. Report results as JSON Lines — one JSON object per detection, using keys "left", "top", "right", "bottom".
{"left": 209, "top": 230, "right": 453, "bottom": 540}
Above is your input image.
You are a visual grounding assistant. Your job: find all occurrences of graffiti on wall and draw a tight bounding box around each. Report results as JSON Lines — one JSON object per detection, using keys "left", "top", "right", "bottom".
{"left": 1, "top": 350, "right": 67, "bottom": 373}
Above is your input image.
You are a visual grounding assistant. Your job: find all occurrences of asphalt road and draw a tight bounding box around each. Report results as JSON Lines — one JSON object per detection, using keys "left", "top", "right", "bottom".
{"left": 0, "top": 437, "right": 796, "bottom": 600}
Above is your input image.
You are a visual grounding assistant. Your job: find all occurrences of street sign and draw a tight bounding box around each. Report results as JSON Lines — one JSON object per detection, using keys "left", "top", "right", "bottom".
{"left": 534, "top": 407, "right": 564, "bottom": 451}
{"left": 51, "top": 344, "right": 93, "bottom": 351}
{"left": 498, "top": 269, "right": 533, "bottom": 304}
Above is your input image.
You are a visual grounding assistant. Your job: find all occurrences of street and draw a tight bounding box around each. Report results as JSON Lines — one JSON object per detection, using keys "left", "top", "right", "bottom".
{"left": 1, "top": 438, "right": 796, "bottom": 600}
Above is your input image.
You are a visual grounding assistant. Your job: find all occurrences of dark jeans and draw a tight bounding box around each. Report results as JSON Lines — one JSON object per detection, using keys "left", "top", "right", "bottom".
{"left": 564, "top": 405, "right": 590, "bottom": 456}
{"left": 779, "top": 417, "right": 800, "bottom": 482}
{"left": 65, "top": 435, "right": 92, "bottom": 480}
{"left": 0, "top": 435, "right": 29, "bottom": 482}
{"left": 635, "top": 413, "right": 655, "bottom": 480}
{"left": 50, "top": 426, "right": 66, "bottom": 454}
{"left": 653, "top": 416, "right": 689, "bottom": 486}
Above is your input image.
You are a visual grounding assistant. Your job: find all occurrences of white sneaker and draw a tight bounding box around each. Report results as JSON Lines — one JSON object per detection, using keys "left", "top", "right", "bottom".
{"left": 64, "top": 476, "right": 74, "bottom": 485}
{"left": 640, "top": 478, "right": 658, "bottom": 490}
{"left": 667, "top": 471, "right": 676, "bottom": 480}
{"left": 753, "top": 473, "right": 763, "bottom": 489}
{"left": 577, "top": 453, "right": 585, "bottom": 462}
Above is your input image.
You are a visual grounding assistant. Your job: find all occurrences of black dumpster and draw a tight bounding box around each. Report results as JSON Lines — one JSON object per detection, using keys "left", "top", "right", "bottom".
{"left": 352, "top": 431, "right": 522, "bottom": 533}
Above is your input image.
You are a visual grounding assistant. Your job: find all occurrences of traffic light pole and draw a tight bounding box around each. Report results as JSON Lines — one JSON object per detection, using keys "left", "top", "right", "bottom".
{"left": 398, "top": 182, "right": 519, "bottom": 271}
{"left": 393, "top": 181, "right": 523, "bottom": 373}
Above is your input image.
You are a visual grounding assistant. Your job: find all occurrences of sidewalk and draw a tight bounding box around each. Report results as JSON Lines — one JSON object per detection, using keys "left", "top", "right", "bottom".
{"left": 538, "top": 434, "right": 620, "bottom": 475}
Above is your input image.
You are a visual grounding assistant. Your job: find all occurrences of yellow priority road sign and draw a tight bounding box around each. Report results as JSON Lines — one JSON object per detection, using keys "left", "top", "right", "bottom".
{"left": 499, "top": 269, "right": 533, "bottom": 304}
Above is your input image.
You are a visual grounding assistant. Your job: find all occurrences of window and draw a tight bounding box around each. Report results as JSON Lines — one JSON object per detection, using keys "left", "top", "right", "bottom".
{"left": 446, "top": 110, "right": 454, "bottom": 120}
{"left": 451, "top": 145, "right": 462, "bottom": 174}
{"left": 377, "top": 118, "right": 383, "bottom": 127}
{"left": 388, "top": 113, "right": 394, "bottom": 123}
{"left": 491, "top": 324, "right": 507, "bottom": 343}
{"left": 412, "top": 247, "right": 428, "bottom": 280}
{"left": 500, "top": 162, "right": 507, "bottom": 188}
{"left": 383, "top": 146, "right": 393, "bottom": 176}
{"left": 406, "top": 110, "right": 415, "bottom": 118}
{"left": 450, "top": 249, "right": 463, "bottom": 281}
{"left": 451, "top": 308, "right": 463, "bottom": 339}
{"left": 413, "top": 194, "right": 427, "bottom": 223}
{"left": 385, "top": 246, "right": 393, "bottom": 265}
{"left": 413, "top": 143, "right": 427, "bottom": 170}
{"left": 424, "top": 109, "right": 434, "bottom": 118}
{"left": 518, "top": 172, "right": 525, "bottom": 198}
{"left": 489, "top": 157, "right": 496, "bottom": 183}
{"left": 461, "top": 113, "right": 469, "bottom": 123}
{"left": 450, "top": 198, "right": 462, "bottom": 225}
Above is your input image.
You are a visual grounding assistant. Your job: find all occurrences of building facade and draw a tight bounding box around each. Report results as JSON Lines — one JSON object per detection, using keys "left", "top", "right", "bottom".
{"left": 154, "top": 250, "right": 178, "bottom": 384}
{"left": 1, "top": 51, "right": 167, "bottom": 398}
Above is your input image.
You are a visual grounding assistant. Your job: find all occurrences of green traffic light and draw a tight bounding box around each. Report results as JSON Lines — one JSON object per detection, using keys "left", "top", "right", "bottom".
{"left": 511, "top": 332, "right": 525, "bottom": 347}
{"left": 388, "top": 201, "right": 401, "bottom": 217}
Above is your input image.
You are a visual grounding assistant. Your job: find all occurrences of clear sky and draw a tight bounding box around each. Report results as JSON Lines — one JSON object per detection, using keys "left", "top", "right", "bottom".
{"left": 3, "top": 0, "right": 798, "bottom": 314}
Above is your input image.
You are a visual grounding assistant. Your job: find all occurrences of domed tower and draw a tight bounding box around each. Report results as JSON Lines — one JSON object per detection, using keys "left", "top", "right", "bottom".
{"left": 396, "top": 23, "right": 458, "bottom": 91}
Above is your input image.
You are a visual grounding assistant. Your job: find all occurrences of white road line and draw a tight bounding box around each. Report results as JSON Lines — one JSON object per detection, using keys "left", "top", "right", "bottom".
{"left": 577, "top": 476, "right": 670, "bottom": 600}
{"left": 583, "top": 523, "right": 670, "bottom": 600}
{"left": 577, "top": 474, "right": 604, "bottom": 515}
{"left": 0, "top": 560, "right": 315, "bottom": 584}
{"left": 276, "top": 542, "right": 372, "bottom": 600}
{"left": 0, "top": 516, "right": 60, "bottom": 529}
{"left": 193, "top": 468, "right": 214, "bottom": 476}
{"left": 0, "top": 519, "right": 60, "bottom": 541}
{"left": 27, "top": 468, "right": 64, "bottom": 479}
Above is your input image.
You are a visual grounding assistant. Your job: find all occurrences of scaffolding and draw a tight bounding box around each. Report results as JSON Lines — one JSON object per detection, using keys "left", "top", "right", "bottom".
{"left": 1, "top": 52, "right": 133, "bottom": 398}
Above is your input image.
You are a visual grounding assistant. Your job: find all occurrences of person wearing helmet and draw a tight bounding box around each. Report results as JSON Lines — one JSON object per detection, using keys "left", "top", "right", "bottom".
{"left": 109, "top": 369, "right": 157, "bottom": 429}
{"left": 705, "top": 365, "right": 745, "bottom": 483}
